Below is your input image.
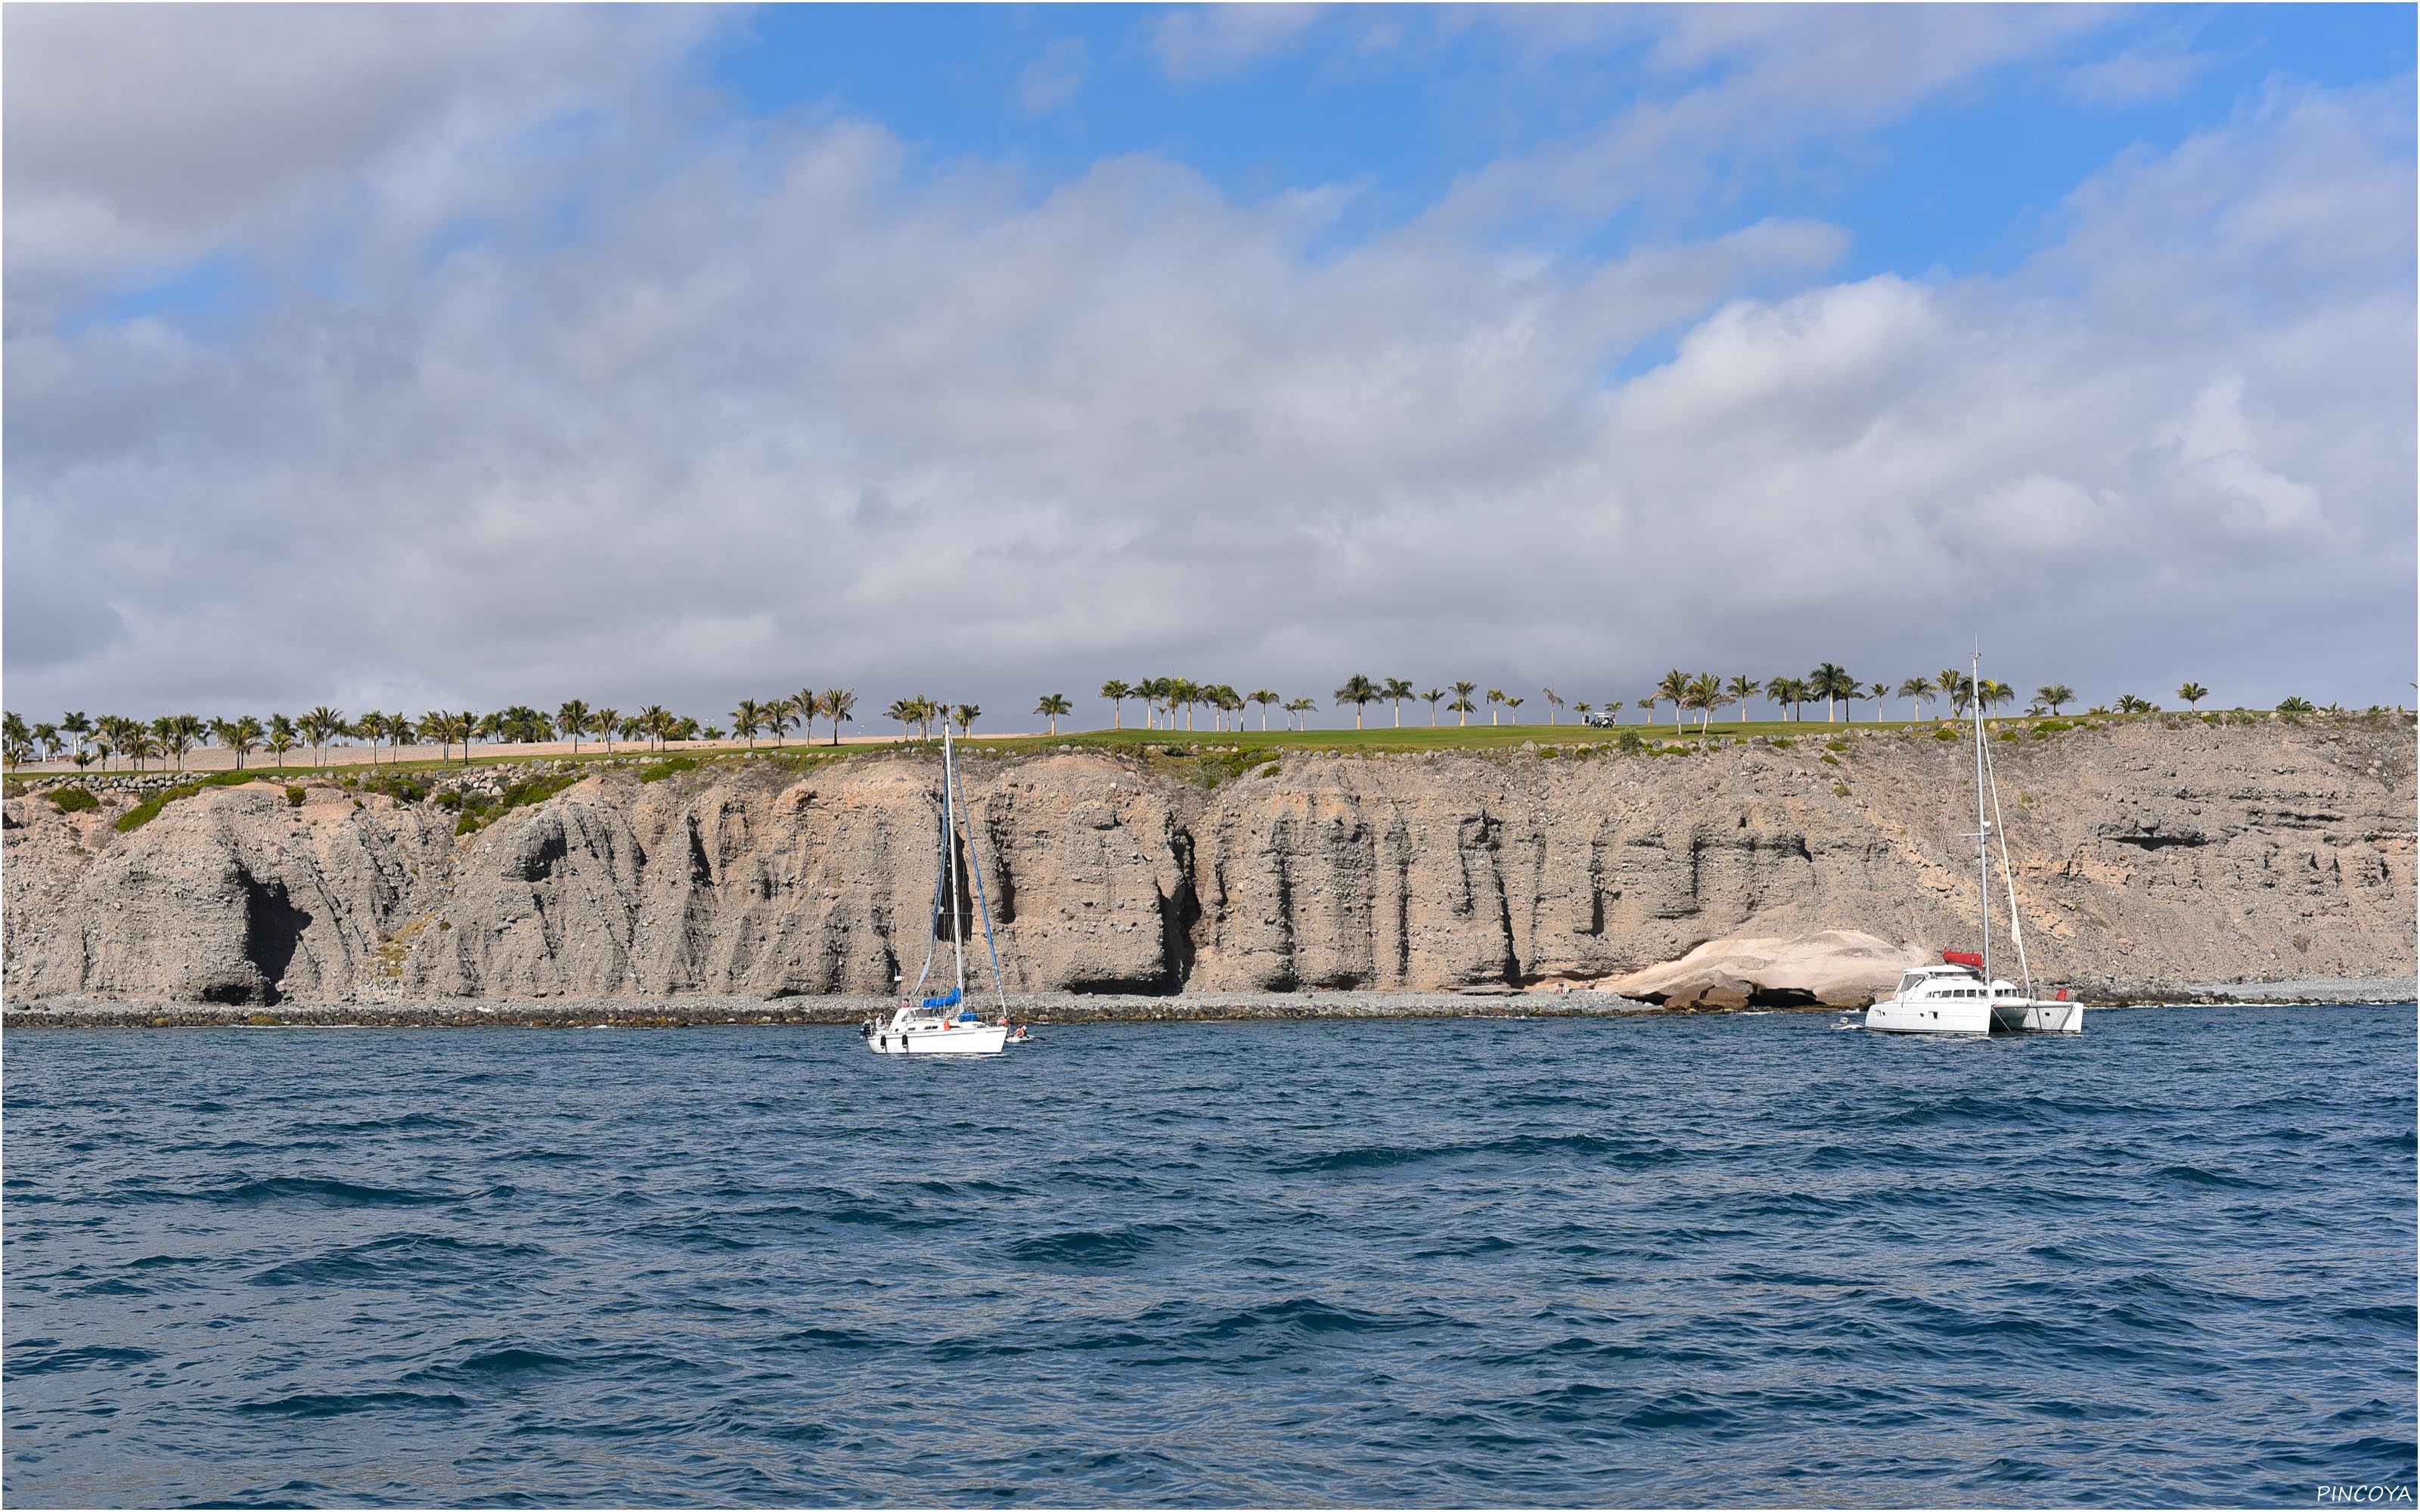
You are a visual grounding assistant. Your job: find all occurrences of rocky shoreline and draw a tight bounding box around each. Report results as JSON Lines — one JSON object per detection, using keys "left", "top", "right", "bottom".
{"left": 5, "top": 976, "right": 2410, "bottom": 1029}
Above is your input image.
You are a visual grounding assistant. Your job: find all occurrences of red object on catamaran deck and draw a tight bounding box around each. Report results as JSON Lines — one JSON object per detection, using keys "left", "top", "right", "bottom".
{"left": 1941, "top": 950, "right": 1985, "bottom": 969}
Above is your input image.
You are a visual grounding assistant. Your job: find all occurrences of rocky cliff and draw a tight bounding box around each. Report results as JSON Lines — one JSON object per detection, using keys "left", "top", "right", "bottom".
{"left": 5, "top": 719, "right": 2412, "bottom": 1005}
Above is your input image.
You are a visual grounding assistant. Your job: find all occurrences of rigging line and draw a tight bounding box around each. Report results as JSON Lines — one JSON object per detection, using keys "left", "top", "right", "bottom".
{"left": 948, "top": 736, "right": 1013, "bottom": 1013}
{"left": 906, "top": 799, "right": 947, "bottom": 1003}
{"left": 1980, "top": 732, "right": 2034, "bottom": 999}
{"left": 944, "top": 728, "right": 966, "bottom": 999}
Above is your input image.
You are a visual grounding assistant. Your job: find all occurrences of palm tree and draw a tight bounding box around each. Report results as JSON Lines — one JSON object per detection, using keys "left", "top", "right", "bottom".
{"left": 1979, "top": 679, "right": 2015, "bottom": 715}
{"left": 557, "top": 700, "right": 591, "bottom": 755}
{"left": 2114, "top": 692, "right": 2152, "bottom": 714}
{"left": 1100, "top": 680, "right": 1132, "bottom": 730}
{"left": 1727, "top": 675, "right": 1760, "bottom": 722}
{"left": 1807, "top": 664, "right": 1854, "bottom": 723}
{"left": 1450, "top": 680, "right": 1478, "bottom": 727}
{"left": 2, "top": 712, "right": 26, "bottom": 768}
{"left": 731, "top": 699, "right": 763, "bottom": 749}
{"left": 445, "top": 711, "right": 477, "bottom": 764}
{"left": 1683, "top": 672, "right": 1728, "bottom": 732}
{"left": 1503, "top": 696, "right": 1525, "bottom": 722}
{"left": 1868, "top": 682, "right": 1890, "bottom": 721}
{"left": 2033, "top": 684, "right": 2073, "bottom": 715}
{"left": 821, "top": 688, "right": 856, "bottom": 745}
{"left": 590, "top": 708, "right": 621, "bottom": 754}
{"left": 2176, "top": 682, "right": 2208, "bottom": 711}
{"left": 1416, "top": 688, "right": 1443, "bottom": 725}
{"left": 1601, "top": 699, "right": 1626, "bottom": 723}
{"left": 1479, "top": 688, "right": 1503, "bottom": 725}
{"left": 1383, "top": 677, "right": 1414, "bottom": 727}
{"left": 60, "top": 711, "right": 92, "bottom": 766}
{"left": 351, "top": 714, "right": 381, "bottom": 768}
{"left": 1333, "top": 674, "right": 1379, "bottom": 730}
{"left": 1284, "top": 696, "right": 1317, "bottom": 730}
{"left": 631, "top": 705, "right": 667, "bottom": 751}
{"left": 150, "top": 714, "right": 188, "bottom": 770}
{"left": 2275, "top": 696, "right": 2315, "bottom": 714}
{"left": 1035, "top": 693, "right": 1072, "bottom": 735}
{"left": 1655, "top": 669, "right": 1689, "bottom": 733}
{"left": 886, "top": 699, "right": 917, "bottom": 739}
{"left": 266, "top": 730, "right": 295, "bottom": 770}
{"left": 32, "top": 721, "right": 60, "bottom": 765}
{"left": 1572, "top": 702, "right": 1592, "bottom": 720}
{"left": 1541, "top": 686, "right": 1564, "bottom": 725}
{"left": 1249, "top": 689, "right": 1281, "bottom": 731}
{"left": 1898, "top": 677, "right": 1936, "bottom": 720}
{"left": 952, "top": 703, "right": 980, "bottom": 734}
{"left": 770, "top": 697, "right": 803, "bottom": 745}
{"left": 301, "top": 707, "right": 344, "bottom": 769}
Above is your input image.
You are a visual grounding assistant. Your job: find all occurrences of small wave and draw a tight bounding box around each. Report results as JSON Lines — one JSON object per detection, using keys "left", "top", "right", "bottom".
{"left": 1004, "top": 1225, "right": 1171, "bottom": 1268}
{"left": 1271, "top": 1131, "right": 1633, "bottom": 1174}
{"left": 200, "top": 1175, "right": 461, "bottom": 1209}
{"left": 412, "top": 1346, "right": 583, "bottom": 1383}
{"left": 11, "top": 1343, "right": 160, "bottom": 1376}
{"left": 249, "top": 1232, "right": 548, "bottom": 1287}
{"left": 237, "top": 1390, "right": 471, "bottom": 1417}
{"left": 2152, "top": 1162, "right": 2270, "bottom": 1191}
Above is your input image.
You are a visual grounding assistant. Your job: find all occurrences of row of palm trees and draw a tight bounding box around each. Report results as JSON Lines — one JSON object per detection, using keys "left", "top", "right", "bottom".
{"left": 1, "top": 703, "right": 712, "bottom": 773}
{"left": 1085, "top": 670, "right": 2231, "bottom": 734}
{"left": 727, "top": 689, "right": 859, "bottom": 748}
{"left": 2, "top": 673, "right": 2258, "bottom": 772}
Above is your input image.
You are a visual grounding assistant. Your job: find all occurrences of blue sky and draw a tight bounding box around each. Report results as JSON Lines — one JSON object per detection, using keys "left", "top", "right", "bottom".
{"left": 6, "top": 5, "right": 2415, "bottom": 724}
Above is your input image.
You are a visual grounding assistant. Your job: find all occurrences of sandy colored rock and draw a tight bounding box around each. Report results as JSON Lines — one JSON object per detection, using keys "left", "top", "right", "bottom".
{"left": 1608, "top": 929, "right": 1936, "bottom": 1007}
{"left": 5, "top": 719, "right": 2412, "bottom": 1005}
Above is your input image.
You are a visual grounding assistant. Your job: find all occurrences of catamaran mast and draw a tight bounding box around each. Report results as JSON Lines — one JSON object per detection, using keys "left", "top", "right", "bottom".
{"left": 1973, "top": 648, "right": 1990, "bottom": 988}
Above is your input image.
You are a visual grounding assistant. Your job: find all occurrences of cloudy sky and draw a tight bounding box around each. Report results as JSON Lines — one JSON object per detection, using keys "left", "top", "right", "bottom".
{"left": 6, "top": 4, "right": 2413, "bottom": 731}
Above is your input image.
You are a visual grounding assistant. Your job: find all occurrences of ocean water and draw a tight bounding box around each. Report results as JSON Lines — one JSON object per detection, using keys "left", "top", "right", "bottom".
{"left": 5, "top": 1005, "right": 2413, "bottom": 1507}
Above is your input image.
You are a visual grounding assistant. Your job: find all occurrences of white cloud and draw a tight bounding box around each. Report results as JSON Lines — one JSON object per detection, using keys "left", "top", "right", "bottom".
{"left": 1016, "top": 38, "right": 1089, "bottom": 116}
{"left": 1150, "top": 5, "right": 1324, "bottom": 82}
{"left": 2, "top": 12, "right": 2411, "bottom": 727}
{"left": 2068, "top": 47, "right": 2217, "bottom": 106}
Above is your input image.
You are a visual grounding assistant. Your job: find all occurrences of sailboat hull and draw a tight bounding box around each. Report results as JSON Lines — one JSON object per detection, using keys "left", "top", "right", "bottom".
{"left": 1863, "top": 996, "right": 2084, "bottom": 1036}
{"left": 868, "top": 1022, "right": 1010, "bottom": 1056}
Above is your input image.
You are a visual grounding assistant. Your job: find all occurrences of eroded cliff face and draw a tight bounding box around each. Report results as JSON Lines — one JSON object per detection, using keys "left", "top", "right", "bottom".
{"left": 5, "top": 721, "right": 2412, "bottom": 1003}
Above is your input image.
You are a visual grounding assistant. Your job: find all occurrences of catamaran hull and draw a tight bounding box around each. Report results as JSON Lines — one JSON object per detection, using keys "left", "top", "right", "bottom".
{"left": 867, "top": 1024, "right": 1010, "bottom": 1056}
{"left": 1863, "top": 998, "right": 2084, "bottom": 1036}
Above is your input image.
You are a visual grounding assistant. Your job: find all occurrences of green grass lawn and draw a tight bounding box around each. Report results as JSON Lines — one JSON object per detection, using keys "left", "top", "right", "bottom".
{"left": 11, "top": 707, "right": 2355, "bottom": 793}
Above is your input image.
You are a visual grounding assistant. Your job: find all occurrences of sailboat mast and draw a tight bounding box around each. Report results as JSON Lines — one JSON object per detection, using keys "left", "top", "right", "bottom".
{"left": 1972, "top": 648, "right": 1990, "bottom": 987}
{"left": 944, "top": 725, "right": 966, "bottom": 999}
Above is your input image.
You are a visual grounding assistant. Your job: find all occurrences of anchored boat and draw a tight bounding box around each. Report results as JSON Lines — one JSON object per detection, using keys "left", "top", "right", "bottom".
{"left": 1865, "top": 650, "right": 2085, "bottom": 1036}
{"left": 865, "top": 727, "right": 1017, "bottom": 1056}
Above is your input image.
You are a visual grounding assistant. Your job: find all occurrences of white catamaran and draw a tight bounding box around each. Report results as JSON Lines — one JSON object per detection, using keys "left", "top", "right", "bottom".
{"left": 865, "top": 726, "right": 1021, "bottom": 1056}
{"left": 1864, "top": 650, "right": 2085, "bottom": 1036}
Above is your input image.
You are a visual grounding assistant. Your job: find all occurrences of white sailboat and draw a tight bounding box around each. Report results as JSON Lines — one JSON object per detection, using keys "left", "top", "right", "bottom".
{"left": 1865, "top": 650, "right": 2085, "bottom": 1036}
{"left": 864, "top": 726, "right": 1019, "bottom": 1056}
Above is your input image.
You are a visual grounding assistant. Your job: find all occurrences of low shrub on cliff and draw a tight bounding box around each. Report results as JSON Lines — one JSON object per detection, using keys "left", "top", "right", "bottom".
{"left": 639, "top": 755, "right": 697, "bottom": 783}
{"left": 48, "top": 785, "right": 98, "bottom": 813}
{"left": 286, "top": 786, "right": 307, "bottom": 807}
{"left": 203, "top": 770, "right": 259, "bottom": 789}
{"left": 116, "top": 782, "right": 203, "bottom": 832}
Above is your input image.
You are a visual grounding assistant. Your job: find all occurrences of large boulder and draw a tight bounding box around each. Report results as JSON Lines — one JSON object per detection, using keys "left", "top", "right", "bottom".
{"left": 1605, "top": 929, "right": 1933, "bottom": 1008}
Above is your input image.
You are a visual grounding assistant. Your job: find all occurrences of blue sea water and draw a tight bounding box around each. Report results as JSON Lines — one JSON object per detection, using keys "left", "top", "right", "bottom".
{"left": 5, "top": 1005, "right": 2414, "bottom": 1507}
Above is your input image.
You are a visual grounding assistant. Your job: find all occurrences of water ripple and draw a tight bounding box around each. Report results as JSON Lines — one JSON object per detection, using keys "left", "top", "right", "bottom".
{"left": 5, "top": 1004, "right": 2413, "bottom": 1506}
